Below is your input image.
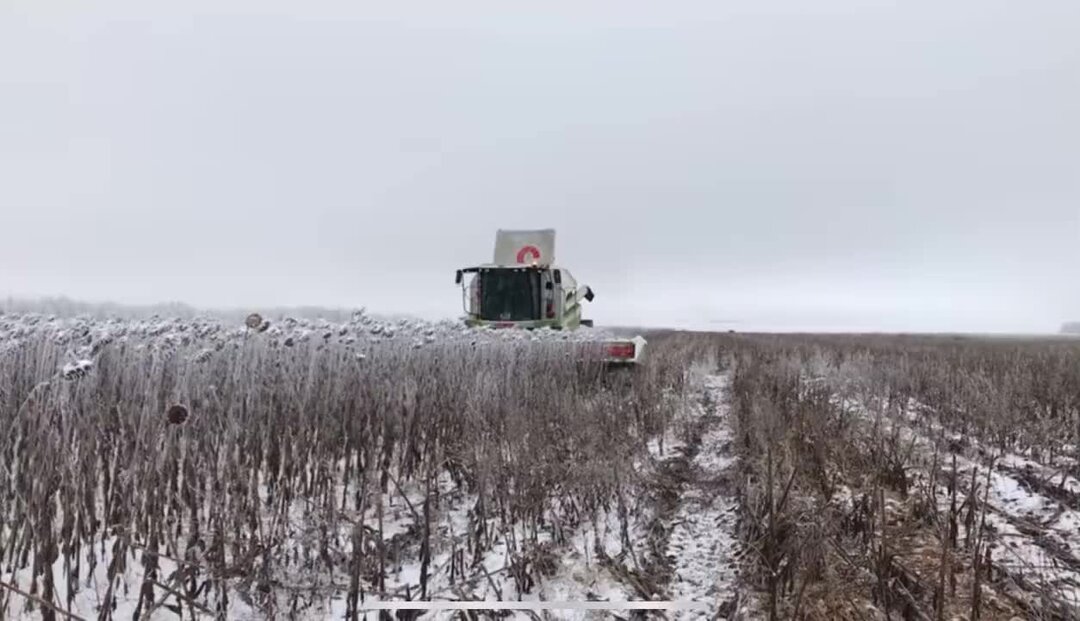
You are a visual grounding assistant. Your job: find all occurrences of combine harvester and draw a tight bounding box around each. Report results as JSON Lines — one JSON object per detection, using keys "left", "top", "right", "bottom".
{"left": 454, "top": 229, "right": 646, "bottom": 365}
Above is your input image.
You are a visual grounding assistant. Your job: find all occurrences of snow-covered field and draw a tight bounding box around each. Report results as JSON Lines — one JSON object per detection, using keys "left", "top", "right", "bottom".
{"left": 812, "top": 376, "right": 1080, "bottom": 618}
{"left": 665, "top": 375, "right": 740, "bottom": 620}
{"left": 6, "top": 311, "right": 1078, "bottom": 620}
{"left": 0, "top": 311, "right": 744, "bottom": 620}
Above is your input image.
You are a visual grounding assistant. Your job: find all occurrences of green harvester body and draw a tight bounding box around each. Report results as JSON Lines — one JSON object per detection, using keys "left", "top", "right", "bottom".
{"left": 454, "top": 229, "right": 645, "bottom": 365}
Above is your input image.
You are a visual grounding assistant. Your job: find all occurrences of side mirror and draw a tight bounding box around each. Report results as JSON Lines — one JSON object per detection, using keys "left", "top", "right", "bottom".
{"left": 553, "top": 270, "right": 562, "bottom": 284}
{"left": 455, "top": 270, "right": 463, "bottom": 285}
{"left": 584, "top": 287, "right": 594, "bottom": 302}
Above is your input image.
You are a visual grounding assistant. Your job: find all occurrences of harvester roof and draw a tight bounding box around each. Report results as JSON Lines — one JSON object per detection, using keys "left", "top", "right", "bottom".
{"left": 492, "top": 229, "right": 555, "bottom": 267}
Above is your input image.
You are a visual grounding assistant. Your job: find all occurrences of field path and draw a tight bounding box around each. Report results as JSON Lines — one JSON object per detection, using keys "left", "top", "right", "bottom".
{"left": 663, "top": 373, "right": 741, "bottom": 620}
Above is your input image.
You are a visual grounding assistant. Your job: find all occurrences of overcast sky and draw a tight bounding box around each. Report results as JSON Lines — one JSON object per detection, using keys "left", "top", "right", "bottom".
{"left": 2, "top": 1, "right": 1077, "bottom": 332}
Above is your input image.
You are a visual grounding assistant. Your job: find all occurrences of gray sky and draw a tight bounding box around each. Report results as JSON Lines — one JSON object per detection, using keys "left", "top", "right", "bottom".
{"left": 2, "top": 0, "right": 1078, "bottom": 332}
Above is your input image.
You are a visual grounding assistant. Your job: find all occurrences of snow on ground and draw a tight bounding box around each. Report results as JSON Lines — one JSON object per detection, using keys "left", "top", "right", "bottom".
{"left": 1, "top": 472, "right": 641, "bottom": 620}
{"left": 932, "top": 459, "right": 1080, "bottom": 609}
{"left": 893, "top": 403, "right": 1080, "bottom": 501}
{"left": 829, "top": 392, "right": 1080, "bottom": 611}
{"left": 0, "top": 316, "right": 739, "bottom": 620}
{"left": 1, "top": 539, "right": 256, "bottom": 620}
{"left": 996, "top": 451, "right": 1080, "bottom": 499}
{"left": 0, "top": 379, "right": 746, "bottom": 621}
{"left": 666, "top": 374, "right": 740, "bottom": 620}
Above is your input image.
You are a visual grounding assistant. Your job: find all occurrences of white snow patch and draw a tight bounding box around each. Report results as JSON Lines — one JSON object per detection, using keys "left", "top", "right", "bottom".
{"left": 666, "top": 374, "right": 740, "bottom": 620}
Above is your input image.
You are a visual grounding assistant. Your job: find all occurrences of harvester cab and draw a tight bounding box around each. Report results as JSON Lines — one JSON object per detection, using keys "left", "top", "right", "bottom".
{"left": 454, "top": 229, "right": 646, "bottom": 365}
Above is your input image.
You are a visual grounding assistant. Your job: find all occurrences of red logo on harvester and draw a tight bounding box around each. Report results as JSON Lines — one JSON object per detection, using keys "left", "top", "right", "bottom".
{"left": 516, "top": 245, "right": 541, "bottom": 263}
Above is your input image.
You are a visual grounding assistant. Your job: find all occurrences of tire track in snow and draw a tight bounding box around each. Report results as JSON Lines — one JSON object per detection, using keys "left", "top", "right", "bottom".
{"left": 665, "top": 374, "right": 740, "bottom": 620}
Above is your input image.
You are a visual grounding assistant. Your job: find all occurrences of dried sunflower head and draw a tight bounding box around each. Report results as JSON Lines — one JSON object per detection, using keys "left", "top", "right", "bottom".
{"left": 166, "top": 404, "right": 189, "bottom": 425}
{"left": 245, "top": 313, "right": 263, "bottom": 330}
